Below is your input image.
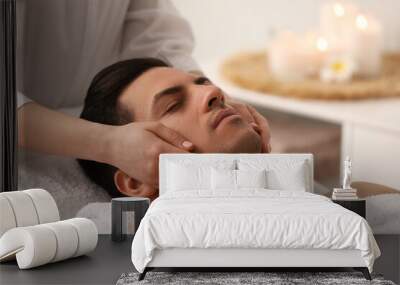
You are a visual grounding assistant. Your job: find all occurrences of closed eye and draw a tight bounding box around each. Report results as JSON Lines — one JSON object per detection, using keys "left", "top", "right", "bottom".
{"left": 164, "top": 101, "right": 181, "bottom": 115}
{"left": 194, "top": 76, "right": 212, "bottom": 85}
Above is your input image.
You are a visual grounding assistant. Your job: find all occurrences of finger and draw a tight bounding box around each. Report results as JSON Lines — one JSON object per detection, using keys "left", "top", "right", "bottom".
{"left": 226, "top": 98, "right": 260, "bottom": 121}
{"left": 226, "top": 99, "right": 254, "bottom": 123}
{"left": 261, "top": 142, "right": 271, "bottom": 153}
{"left": 250, "top": 122, "right": 260, "bottom": 133}
{"left": 229, "top": 100, "right": 269, "bottom": 152}
{"left": 261, "top": 140, "right": 268, "bottom": 153}
{"left": 250, "top": 122, "right": 265, "bottom": 152}
{"left": 159, "top": 142, "right": 190, "bottom": 154}
{"left": 147, "top": 122, "right": 194, "bottom": 151}
{"left": 247, "top": 106, "right": 271, "bottom": 151}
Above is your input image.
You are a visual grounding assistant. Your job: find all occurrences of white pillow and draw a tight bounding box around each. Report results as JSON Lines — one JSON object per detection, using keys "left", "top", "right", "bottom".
{"left": 266, "top": 164, "right": 307, "bottom": 191}
{"left": 211, "top": 168, "right": 236, "bottom": 190}
{"left": 237, "top": 169, "right": 267, "bottom": 188}
{"left": 167, "top": 163, "right": 211, "bottom": 191}
{"left": 238, "top": 158, "right": 309, "bottom": 191}
{"left": 211, "top": 169, "right": 267, "bottom": 190}
{"left": 166, "top": 159, "right": 236, "bottom": 192}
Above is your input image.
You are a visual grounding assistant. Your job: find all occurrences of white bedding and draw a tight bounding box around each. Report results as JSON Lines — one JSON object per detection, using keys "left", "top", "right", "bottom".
{"left": 131, "top": 190, "right": 380, "bottom": 273}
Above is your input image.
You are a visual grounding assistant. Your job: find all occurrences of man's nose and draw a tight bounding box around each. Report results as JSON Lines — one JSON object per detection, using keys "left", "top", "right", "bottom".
{"left": 200, "top": 86, "right": 225, "bottom": 112}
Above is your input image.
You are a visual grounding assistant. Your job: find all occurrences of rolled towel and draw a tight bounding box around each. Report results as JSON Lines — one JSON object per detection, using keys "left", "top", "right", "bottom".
{"left": 0, "top": 225, "right": 57, "bottom": 268}
{"left": 0, "top": 191, "right": 39, "bottom": 227}
{"left": 64, "top": 218, "right": 98, "bottom": 257}
{"left": 42, "top": 221, "right": 79, "bottom": 262}
{"left": 23, "top": 189, "right": 59, "bottom": 224}
{"left": 0, "top": 218, "right": 98, "bottom": 269}
{"left": 0, "top": 189, "right": 60, "bottom": 236}
{"left": 0, "top": 196, "right": 17, "bottom": 237}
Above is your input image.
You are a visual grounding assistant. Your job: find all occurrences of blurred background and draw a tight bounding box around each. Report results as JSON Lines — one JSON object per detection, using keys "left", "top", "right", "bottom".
{"left": 17, "top": 0, "right": 400, "bottom": 238}
{"left": 173, "top": 0, "right": 400, "bottom": 62}
{"left": 173, "top": 0, "right": 400, "bottom": 195}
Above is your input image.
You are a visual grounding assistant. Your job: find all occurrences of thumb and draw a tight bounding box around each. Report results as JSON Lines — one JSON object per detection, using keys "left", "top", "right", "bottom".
{"left": 147, "top": 122, "right": 194, "bottom": 151}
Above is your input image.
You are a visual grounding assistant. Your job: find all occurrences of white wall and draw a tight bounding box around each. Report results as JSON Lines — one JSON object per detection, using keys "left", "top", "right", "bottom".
{"left": 172, "top": 0, "right": 400, "bottom": 63}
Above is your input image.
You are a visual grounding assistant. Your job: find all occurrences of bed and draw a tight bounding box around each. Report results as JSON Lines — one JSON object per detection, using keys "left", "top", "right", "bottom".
{"left": 131, "top": 153, "right": 380, "bottom": 281}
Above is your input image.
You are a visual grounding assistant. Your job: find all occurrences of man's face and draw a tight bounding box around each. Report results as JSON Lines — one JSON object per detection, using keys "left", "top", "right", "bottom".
{"left": 118, "top": 67, "right": 262, "bottom": 153}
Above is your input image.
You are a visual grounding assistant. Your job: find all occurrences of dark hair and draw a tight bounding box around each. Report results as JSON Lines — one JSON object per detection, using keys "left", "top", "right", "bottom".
{"left": 77, "top": 58, "right": 169, "bottom": 197}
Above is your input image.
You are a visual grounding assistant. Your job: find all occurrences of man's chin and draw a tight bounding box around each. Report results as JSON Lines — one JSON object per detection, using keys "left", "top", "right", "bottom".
{"left": 230, "top": 129, "right": 262, "bottom": 153}
{"left": 215, "top": 125, "right": 262, "bottom": 153}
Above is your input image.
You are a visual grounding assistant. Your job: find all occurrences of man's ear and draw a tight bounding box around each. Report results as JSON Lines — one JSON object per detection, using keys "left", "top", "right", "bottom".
{"left": 114, "top": 170, "right": 140, "bottom": 196}
{"left": 113, "top": 170, "right": 158, "bottom": 200}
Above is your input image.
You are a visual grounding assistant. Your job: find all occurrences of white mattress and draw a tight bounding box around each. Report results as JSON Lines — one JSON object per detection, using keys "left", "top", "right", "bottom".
{"left": 131, "top": 190, "right": 380, "bottom": 273}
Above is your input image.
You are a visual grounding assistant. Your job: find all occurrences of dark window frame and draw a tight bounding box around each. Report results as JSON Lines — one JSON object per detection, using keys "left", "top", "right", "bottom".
{"left": 0, "top": 0, "right": 17, "bottom": 192}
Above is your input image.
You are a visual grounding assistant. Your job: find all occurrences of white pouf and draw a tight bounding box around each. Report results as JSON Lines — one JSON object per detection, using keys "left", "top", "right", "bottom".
{"left": 0, "top": 218, "right": 98, "bottom": 269}
{"left": 0, "top": 189, "right": 98, "bottom": 269}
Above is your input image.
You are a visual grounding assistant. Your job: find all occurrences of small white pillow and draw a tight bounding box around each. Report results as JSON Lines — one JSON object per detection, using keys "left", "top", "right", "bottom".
{"left": 237, "top": 169, "right": 267, "bottom": 188}
{"left": 168, "top": 163, "right": 210, "bottom": 191}
{"left": 238, "top": 158, "right": 309, "bottom": 192}
{"left": 211, "top": 169, "right": 267, "bottom": 190}
{"left": 211, "top": 168, "right": 236, "bottom": 190}
{"left": 266, "top": 163, "right": 307, "bottom": 191}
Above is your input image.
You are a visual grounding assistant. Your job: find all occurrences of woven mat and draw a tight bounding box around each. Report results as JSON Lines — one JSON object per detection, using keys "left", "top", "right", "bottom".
{"left": 220, "top": 51, "right": 400, "bottom": 100}
{"left": 116, "top": 271, "right": 395, "bottom": 285}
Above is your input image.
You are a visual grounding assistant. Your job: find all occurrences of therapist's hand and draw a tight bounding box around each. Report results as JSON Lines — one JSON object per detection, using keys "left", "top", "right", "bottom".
{"left": 226, "top": 98, "right": 271, "bottom": 153}
{"left": 105, "top": 122, "right": 194, "bottom": 187}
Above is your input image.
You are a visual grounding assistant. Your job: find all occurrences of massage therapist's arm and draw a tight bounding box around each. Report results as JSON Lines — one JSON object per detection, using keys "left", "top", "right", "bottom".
{"left": 18, "top": 102, "right": 194, "bottom": 186}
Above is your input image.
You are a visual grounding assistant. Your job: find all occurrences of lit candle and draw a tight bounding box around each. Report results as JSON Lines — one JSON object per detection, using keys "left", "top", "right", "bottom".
{"left": 320, "top": 1, "right": 358, "bottom": 52}
{"left": 268, "top": 32, "right": 310, "bottom": 81}
{"left": 350, "top": 14, "right": 382, "bottom": 77}
{"left": 316, "top": 37, "right": 329, "bottom": 52}
{"left": 303, "top": 33, "right": 330, "bottom": 75}
{"left": 268, "top": 32, "right": 329, "bottom": 81}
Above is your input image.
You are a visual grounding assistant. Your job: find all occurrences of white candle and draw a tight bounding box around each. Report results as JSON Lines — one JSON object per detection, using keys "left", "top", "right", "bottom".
{"left": 304, "top": 33, "right": 330, "bottom": 75}
{"left": 268, "top": 32, "right": 310, "bottom": 81}
{"left": 320, "top": 2, "right": 383, "bottom": 78}
{"left": 268, "top": 32, "right": 329, "bottom": 81}
{"left": 350, "top": 14, "right": 382, "bottom": 77}
{"left": 320, "top": 1, "right": 358, "bottom": 50}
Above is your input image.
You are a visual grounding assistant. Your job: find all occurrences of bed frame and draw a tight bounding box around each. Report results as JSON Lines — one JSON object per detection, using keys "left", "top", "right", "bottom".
{"left": 138, "top": 154, "right": 371, "bottom": 280}
{"left": 140, "top": 248, "right": 370, "bottom": 280}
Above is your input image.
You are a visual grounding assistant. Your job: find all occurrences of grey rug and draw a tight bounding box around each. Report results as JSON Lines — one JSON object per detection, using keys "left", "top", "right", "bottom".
{"left": 116, "top": 272, "right": 396, "bottom": 285}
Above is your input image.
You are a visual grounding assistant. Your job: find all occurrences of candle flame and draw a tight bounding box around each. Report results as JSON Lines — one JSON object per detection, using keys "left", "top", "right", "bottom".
{"left": 333, "top": 3, "right": 345, "bottom": 17}
{"left": 356, "top": 14, "right": 368, "bottom": 30}
{"left": 316, "top": 37, "right": 328, "bottom": 51}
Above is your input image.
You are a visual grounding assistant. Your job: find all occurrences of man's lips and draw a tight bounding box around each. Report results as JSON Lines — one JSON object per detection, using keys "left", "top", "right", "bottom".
{"left": 212, "top": 108, "right": 240, "bottom": 129}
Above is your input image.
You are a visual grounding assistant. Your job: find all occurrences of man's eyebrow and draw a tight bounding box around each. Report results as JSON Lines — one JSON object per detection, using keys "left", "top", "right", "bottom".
{"left": 152, "top": 85, "right": 184, "bottom": 111}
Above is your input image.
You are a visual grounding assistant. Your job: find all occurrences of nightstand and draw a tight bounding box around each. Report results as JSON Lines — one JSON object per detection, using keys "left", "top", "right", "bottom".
{"left": 112, "top": 197, "right": 150, "bottom": 242}
{"left": 332, "top": 199, "right": 366, "bottom": 218}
